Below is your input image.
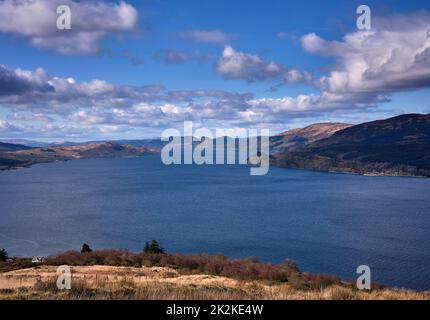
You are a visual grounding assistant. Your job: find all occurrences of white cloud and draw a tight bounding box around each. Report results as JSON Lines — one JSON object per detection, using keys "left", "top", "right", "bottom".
{"left": 284, "top": 69, "right": 313, "bottom": 84}
{"left": 302, "top": 11, "right": 430, "bottom": 96}
{"left": 215, "top": 46, "right": 313, "bottom": 85}
{"left": 215, "top": 46, "right": 283, "bottom": 82}
{"left": 2, "top": 11, "right": 430, "bottom": 139}
{"left": 239, "top": 10, "right": 430, "bottom": 123}
{"left": 0, "top": 119, "right": 22, "bottom": 132}
{"left": 0, "top": 64, "right": 258, "bottom": 138}
{"left": 0, "top": 0, "right": 138, "bottom": 55}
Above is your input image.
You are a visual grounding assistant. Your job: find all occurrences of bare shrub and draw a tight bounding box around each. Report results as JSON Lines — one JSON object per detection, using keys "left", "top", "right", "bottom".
{"left": 45, "top": 250, "right": 308, "bottom": 283}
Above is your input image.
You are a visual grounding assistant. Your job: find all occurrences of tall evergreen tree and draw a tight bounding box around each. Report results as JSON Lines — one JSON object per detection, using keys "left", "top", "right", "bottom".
{"left": 0, "top": 248, "right": 8, "bottom": 262}
{"left": 81, "top": 243, "right": 92, "bottom": 253}
{"left": 144, "top": 240, "right": 164, "bottom": 254}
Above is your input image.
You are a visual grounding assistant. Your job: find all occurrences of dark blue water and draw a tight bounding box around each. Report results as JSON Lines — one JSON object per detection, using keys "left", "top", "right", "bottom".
{"left": 1, "top": 156, "right": 430, "bottom": 290}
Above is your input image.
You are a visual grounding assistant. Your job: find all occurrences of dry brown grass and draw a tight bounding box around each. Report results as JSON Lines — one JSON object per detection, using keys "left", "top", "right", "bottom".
{"left": 43, "top": 250, "right": 300, "bottom": 282}
{"left": 1, "top": 265, "right": 429, "bottom": 300}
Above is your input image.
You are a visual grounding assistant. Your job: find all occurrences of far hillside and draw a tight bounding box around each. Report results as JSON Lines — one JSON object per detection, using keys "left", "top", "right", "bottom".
{"left": 0, "top": 142, "right": 154, "bottom": 171}
{"left": 0, "top": 142, "right": 31, "bottom": 152}
{"left": 272, "top": 113, "right": 430, "bottom": 177}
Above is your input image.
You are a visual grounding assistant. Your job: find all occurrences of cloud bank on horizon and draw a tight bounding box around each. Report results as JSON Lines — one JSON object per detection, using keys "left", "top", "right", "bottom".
{"left": 0, "top": 0, "right": 429, "bottom": 140}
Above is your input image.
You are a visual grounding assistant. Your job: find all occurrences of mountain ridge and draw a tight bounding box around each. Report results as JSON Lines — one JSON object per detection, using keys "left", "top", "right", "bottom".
{"left": 270, "top": 122, "right": 352, "bottom": 153}
{"left": 271, "top": 113, "right": 430, "bottom": 177}
{"left": 2, "top": 113, "right": 430, "bottom": 177}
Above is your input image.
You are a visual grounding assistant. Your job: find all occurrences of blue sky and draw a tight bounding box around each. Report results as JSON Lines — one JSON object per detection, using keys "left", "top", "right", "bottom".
{"left": 0, "top": 0, "right": 429, "bottom": 140}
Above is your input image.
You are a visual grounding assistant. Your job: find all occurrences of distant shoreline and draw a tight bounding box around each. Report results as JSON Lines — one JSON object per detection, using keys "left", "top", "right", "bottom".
{"left": 2, "top": 155, "right": 429, "bottom": 179}
{"left": 0, "top": 142, "right": 155, "bottom": 172}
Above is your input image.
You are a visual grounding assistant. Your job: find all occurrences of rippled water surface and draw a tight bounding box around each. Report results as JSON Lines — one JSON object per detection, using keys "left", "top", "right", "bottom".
{"left": 1, "top": 156, "right": 430, "bottom": 290}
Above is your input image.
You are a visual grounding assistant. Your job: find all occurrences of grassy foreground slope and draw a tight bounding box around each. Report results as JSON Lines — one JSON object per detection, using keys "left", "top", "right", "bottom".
{"left": 1, "top": 250, "right": 429, "bottom": 300}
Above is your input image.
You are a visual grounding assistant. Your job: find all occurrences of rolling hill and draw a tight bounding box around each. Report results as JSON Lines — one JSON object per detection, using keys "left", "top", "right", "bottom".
{"left": 2, "top": 113, "right": 430, "bottom": 176}
{"left": 0, "top": 142, "right": 154, "bottom": 170}
{"left": 272, "top": 114, "right": 430, "bottom": 177}
{"left": 0, "top": 142, "right": 31, "bottom": 152}
{"left": 270, "top": 123, "right": 352, "bottom": 153}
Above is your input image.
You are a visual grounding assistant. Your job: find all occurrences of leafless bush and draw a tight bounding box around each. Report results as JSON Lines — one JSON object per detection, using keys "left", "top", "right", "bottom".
{"left": 45, "top": 250, "right": 310, "bottom": 283}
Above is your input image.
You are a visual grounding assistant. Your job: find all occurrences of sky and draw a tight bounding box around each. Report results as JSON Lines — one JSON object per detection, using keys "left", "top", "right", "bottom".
{"left": 0, "top": 0, "right": 429, "bottom": 141}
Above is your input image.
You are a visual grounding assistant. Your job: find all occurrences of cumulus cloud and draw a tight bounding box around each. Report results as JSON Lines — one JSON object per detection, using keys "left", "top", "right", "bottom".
{"left": 0, "top": 0, "right": 138, "bottom": 55}
{"left": 0, "top": 119, "right": 22, "bottom": 132}
{"left": 0, "top": 64, "right": 259, "bottom": 138}
{"left": 247, "top": 92, "right": 387, "bottom": 119}
{"left": 301, "top": 11, "right": 430, "bottom": 97}
{"left": 0, "top": 65, "right": 255, "bottom": 113}
{"left": 243, "top": 10, "right": 430, "bottom": 121}
{"left": 181, "top": 29, "right": 232, "bottom": 45}
{"left": 2, "top": 11, "right": 430, "bottom": 139}
{"left": 0, "top": 64, "right": 360, "bottom": 139}
{"left": 215, "top": 46, "right": 284, "bottom": 82}
{"left": 214, "top": 46, "right": 313, "bottom": 85}
{"left": 0, "top": 65, "right": 173, "bottom": 113}
{"left": 0, "top": 65, "right": 54, "bottom": 95}
{"left": 284, "top": 69, "right": 313, "bottom": 84}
